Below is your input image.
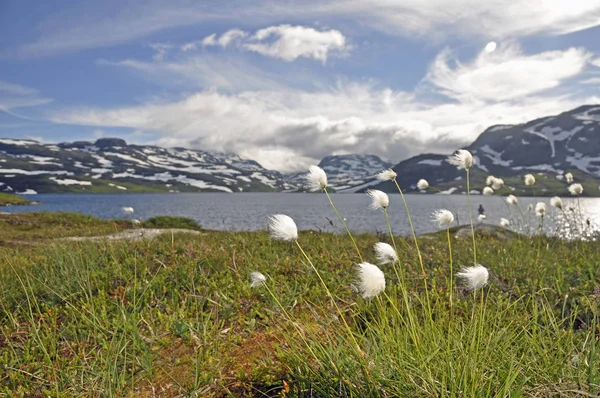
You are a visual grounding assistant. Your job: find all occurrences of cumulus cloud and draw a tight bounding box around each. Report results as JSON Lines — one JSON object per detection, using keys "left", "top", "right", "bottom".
{"left": 0, "top": 80, "right": 53, "bottom": 111}
{"left": 49, "top": 47, "right": 600, "bottom": 172}
{"left": 242, "top": 25, "right": 348, "bottom": 62}
{"left": 196, "top": 25, "right": 349, "bottom": 62}
{"left": 426, "top": 44, "right": 591, "bottom": 102}
{"left": 592, "top": 58, "right": 600, "bottom": 67}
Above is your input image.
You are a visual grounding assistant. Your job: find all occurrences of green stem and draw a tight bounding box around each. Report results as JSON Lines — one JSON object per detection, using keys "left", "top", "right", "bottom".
{"left": 324, "top": 188, "right": 363, "bottom": 262}
{"left": 466, "top": 168, "right": 477, "bottom": 265}
{"left": 392, "top": 179, "right": 430, "bottom": 313}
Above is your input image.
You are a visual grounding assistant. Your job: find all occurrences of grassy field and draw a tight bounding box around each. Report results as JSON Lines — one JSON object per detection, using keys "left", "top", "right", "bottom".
{"left": 0, "top": 209, "right": 599, "bottom": 397}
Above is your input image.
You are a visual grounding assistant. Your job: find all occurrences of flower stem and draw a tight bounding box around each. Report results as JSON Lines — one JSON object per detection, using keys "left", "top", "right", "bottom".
{"left": 324, "top": 188, "right": 363, "bottom": 262}
{"left": 466, "top": 168, "right": 477, "bottom": 265}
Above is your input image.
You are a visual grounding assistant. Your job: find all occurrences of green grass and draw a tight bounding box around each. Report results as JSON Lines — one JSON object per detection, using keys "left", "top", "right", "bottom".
{"left": 0, "top": 192, "right": 31, "bottom": 206}
{"left": 1, "top": 211, "right": 600, "bottom": 396}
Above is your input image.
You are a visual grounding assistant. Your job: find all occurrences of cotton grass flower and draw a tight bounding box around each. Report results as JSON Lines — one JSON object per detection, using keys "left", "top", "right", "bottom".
{"left": 355, "top": 262, "right": 386, "bottom": 299}
{"left": 366, "top": 189, "right": 389, "bottom": 210}
{"left": 306, "top": 165, "right": 327, "bottom": 191}
{"left": 491, "top": 178, "right": 504, "bottom": 190}
{"left": 524, "top": 174, "right": 535, "bottom": 186}
{"left": 250, "top": 272, "right": 266, "bottom": 288}
{"left": 268, "top": 214, "right": 298, "bottom": 241}
{"left": 478, "top": 214, "right": 486, "bottom": 222}
{"left": 456, "top": 265, "right": 489, "bottom": 291}
{"left": 432, "top": 209, "right": 454, "bottom": 228}
{"left": 568, "top": 183, "right": 583, "bottom": 196}
{"left": 417, "top": 179, "right": 429, "bottom": 190}
{"left": 550, "top": 196, "right": 563, "bottom": 210}
{"left": 447, "top": 149, "right": 473, "bottom": 169}
{"left": 486, "top": 175, "right": 496, "bottom": 186}
{"left": 376, "top": 169, "right": 397, "bottom": 181}
{"left": 374, "top": 242, "right": 398, "bottom": 265}
{"left": 506, "top": 195, "right": 518, "bottom": 205}
{"left": 565, "top": 172, "right": 574, "bottom": 183}
{"left": 535, "top": 202, "right": 546, "bottom": 217}
{"left": 500, "top": 218, "right": 509, "bottom": 227}
{"left": 482, "top": 187, "right": 494, "bottom": 196}
{"left": 122, "top": 206, "right": 134, "bottom": 214}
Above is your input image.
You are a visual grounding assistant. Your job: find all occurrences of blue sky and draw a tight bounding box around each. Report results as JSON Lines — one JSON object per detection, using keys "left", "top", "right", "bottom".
{"left": 1, "top": 0, "right": 600, "bottom": 171}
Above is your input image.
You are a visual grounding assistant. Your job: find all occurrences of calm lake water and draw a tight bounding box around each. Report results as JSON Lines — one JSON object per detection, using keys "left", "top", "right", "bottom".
{"left": 6, "top": 193, "right": 600, "bottom": 236}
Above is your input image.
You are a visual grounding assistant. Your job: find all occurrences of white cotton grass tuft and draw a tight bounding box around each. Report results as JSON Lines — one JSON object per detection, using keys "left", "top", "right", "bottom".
{"left": 447, "top": 149, "right": 473, "bottom": 169}
{"left": 417, "top": 179, "right": 429, "bottom": 190}
{"left": 482, "top": 187, "right": 494, "bottom": 196}
{"left": 568, "top": 183, "right": 583, "bottom": 196}
{"left": 486, "top": 175, "right": 496, "bottom": 186}
{"left": 535, "top": 202, "right": 546, "bottom": 217}
{"left": 432, "top": 209, "right": 454, "bottom": 228}
{"left": 500, "top": 218, "right": 510, "bottom": 227}
{"left": 456, "top": 265, "right": 489, "bottom": 291}
{"left": 524, "top": 174, "right": 536, "bottom": 186}
{"left": 374, "top": 242, "right": 398, "bottom": 265}
{"left": 565, "top": 172, "right": 574, "bottom": 183}
{"left": 366, "top": 189, "right": 389, "bottom": 210}
{"left": 376, "top": 169, "right": 397, "bottom": 181}
{"left": 491, "top": 178, "right": 504, "bottom": 190}
{"left": 250, "top": 272, "right": 267, "bottom": 288}
{"left": 306, "top": 165, "right": 328, "bottom": 191}
{"left": 550, "top": 196, "right": 563, "bottom": 210}
{"left": 478, "top": 214, "right": 486, "bottom": 222}
{"left": 268, "top": 214, "right": 298, "bottom": 241}
{"left": 122, "top": 207, "right": 134, "bottom": 214}
{"left": 506, "top": 195, "right": 518, "bottom": 205}
{"left": 355, "top": 262, "right": 386, "bottom": 299}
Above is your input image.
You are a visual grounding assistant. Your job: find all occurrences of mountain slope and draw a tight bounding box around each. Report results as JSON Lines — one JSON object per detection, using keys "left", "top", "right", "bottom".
{"left": 368, "top": 105, "right": 600, "bottom": 196}
{"left": 0, "top": 138, "right": 295, "bottom": 194}
{"left": 285, "top": 154, "right": 392, "bottom": 191}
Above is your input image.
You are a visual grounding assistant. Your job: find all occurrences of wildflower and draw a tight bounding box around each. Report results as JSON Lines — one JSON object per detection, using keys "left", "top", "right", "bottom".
{"left": 122, "top": 206, "right": 134, "bottom": 214}
{"left": 417, "top": 179, "right": 429, "bottom": 190}
{"left": 565, "top": 172, "right": 573, "bottom": 183}
{"left": 250, "top": 272, "right": 266, "bottom": 288}
{"left": 432, "top": 209, "right": 454, "bottom": 228}
{"left": 374, "top": 242, "right": 398, "bottom": 265}
{"left": 535, "top": 202, "right": 546, "bottom": 217}
{"left": 568, "top": 183, "right": 583, "bottom": 196}
{"left": 500, "top": 218, "right": 509, "bottom": 227}
{"left": 268, "top": 214, "right": 298, "bottom": 241}
{"left": 528, "top": 204, "right": 534, "bottom": 212}
{"left": 132, "top": 219, "right": 141, "bottom": 224}
{"left": 366, "top": 189, "right": 389, "bottom": 210}
{"left": 524, "top": 174, "right": 535, "bottom": 186}
{"left": 306, "top": 165, "right": 327, "bottom": 191}
{"left": 355, "top": 262, "right": 386, "bottom": 299}
{"left": 478, "top": 214, "right": 486, "bottom": 222}
{"left": 550, "top": 196, "right": 563, "bottom": 210}
{"left": 486, "top": 175, "right": 496, "bottom": 186}
{"left": 482, "top": 187, "right": 494, "bottom": 196}
{"left": 376, "top": 169, "right": 397, "bottom": 181}
{"left": 491, "top": 178, "right": 504, "bottom": 190}
{"left": 456, "top": 265, "right": 489, "bottom": 291}
{"left": 447, "top": 149, "right": 473, "bottom": 169}
{"left": 506, "top": 195, "right": 518, "bottom": 205}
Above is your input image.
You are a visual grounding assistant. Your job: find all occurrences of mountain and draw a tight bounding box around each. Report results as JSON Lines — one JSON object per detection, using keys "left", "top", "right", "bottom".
{"left": 285, "top": 154, "right": 392, "bottom": 191}
{"left": 368, "top": 105, "right": 600, "bottom": 196}
{"left": 0, "top": 138, "right": 296, "bottom": 194}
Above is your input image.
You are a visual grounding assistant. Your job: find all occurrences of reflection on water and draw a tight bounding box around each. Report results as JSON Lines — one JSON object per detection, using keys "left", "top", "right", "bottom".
{"left": 5, "top": 193, "right": 600, "bottom": 237}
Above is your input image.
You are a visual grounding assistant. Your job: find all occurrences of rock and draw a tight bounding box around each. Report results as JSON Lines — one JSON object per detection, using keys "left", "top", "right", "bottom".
{"left": 94, "top": 138, "right": 128, "bottom": 148}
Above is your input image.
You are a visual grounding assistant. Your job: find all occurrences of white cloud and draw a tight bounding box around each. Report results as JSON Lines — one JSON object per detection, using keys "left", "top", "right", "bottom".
{"left": 149, "top": 43, "right": 172, "bottom": 61}
{"left": 202, "top": 29, "right": 247, "bottom": 48}
{"left": 426, "top": 44, "right": 591, "bottom": 102}
{"left": 243, "top": 25, "right": 348, "bottom": 62}
{"left": 197, "top": 25, "right": 348, "bottom": 62}
{"left": 592, "top": 58, "right": 600, "bottom": 67}
{"left": 0, "top": 80, "right": 53, "bottom": 111}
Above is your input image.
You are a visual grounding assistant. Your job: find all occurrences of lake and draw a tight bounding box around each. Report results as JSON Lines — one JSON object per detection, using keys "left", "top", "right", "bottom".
{"left": 5, "top": 193, "right": 600, "bottom": 236}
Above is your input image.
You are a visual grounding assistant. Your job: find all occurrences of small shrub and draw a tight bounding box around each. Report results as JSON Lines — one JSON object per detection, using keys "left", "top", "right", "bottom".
{"left": 142, "top": 216, "right": 202, "bottom": 230}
